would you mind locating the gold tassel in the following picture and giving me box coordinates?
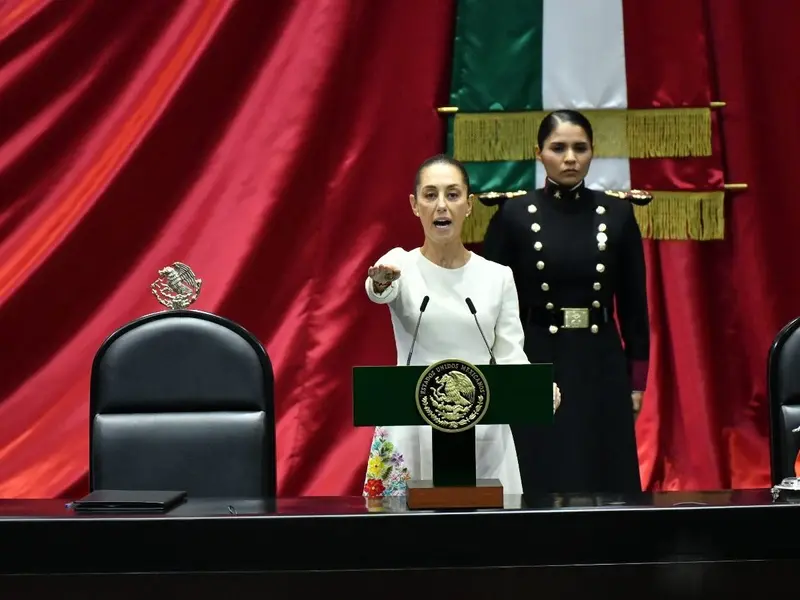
[627,109,712,158]
[633,191,725,240]
[461,200,498,244]
[459,190,725,243]
[453,108,711,162]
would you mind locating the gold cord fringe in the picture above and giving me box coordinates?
[633,191,725,240]
[461,190,725,243]
[453,108,712,161]
[462,201,498,245]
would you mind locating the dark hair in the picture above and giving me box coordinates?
[537,110,594,149]
[413,154,471,195]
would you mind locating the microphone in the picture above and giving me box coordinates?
[406,296,430,366]
[465,297,496,365]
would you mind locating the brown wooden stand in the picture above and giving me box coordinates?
[406,479,504,510]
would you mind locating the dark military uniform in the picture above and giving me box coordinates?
[483,179,650,494]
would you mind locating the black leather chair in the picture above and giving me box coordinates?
[768,316,800,484]
[89,310,276,498]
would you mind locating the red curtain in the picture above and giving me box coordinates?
[697,0,800,487]
[0,0,455,498]
[620,0,724,489]
[632,0,800,490]
[1,0,798,499]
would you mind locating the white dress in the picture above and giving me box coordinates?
[362,247,529,497]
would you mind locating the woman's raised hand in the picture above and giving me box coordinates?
[368,264,401,285]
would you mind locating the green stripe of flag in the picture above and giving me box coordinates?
[446,0,543,199]
[448,0,544,111]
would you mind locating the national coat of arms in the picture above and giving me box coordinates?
[415,359,490,433]
[150,262,202,310]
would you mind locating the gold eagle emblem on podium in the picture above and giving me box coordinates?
[415,359,490,433]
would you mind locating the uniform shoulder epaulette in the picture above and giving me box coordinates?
[477,189,528,207]
[604,189,653,206]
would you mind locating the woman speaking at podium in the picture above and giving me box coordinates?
[362,155,560,498]
[483,110,650,495]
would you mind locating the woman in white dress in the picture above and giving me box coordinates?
[362,154,561,497]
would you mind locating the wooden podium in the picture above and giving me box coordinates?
[353,360,553,509]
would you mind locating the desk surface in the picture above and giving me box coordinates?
[0,489,797,575]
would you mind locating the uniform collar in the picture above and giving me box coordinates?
[544,178,586,201]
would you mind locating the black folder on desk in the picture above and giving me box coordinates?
[70,490,187,514]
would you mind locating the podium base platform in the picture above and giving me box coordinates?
[406,479,503,510]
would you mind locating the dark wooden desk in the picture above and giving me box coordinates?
[0,489,797,598]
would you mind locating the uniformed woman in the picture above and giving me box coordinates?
[483,109,650,494]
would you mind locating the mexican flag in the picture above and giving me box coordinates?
[446,0,726,243]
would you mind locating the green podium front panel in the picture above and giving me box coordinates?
[352,363,554,427]
[353,363,553,487]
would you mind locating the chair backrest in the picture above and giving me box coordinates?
[90,310,276,498]
[767,316,800,483]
